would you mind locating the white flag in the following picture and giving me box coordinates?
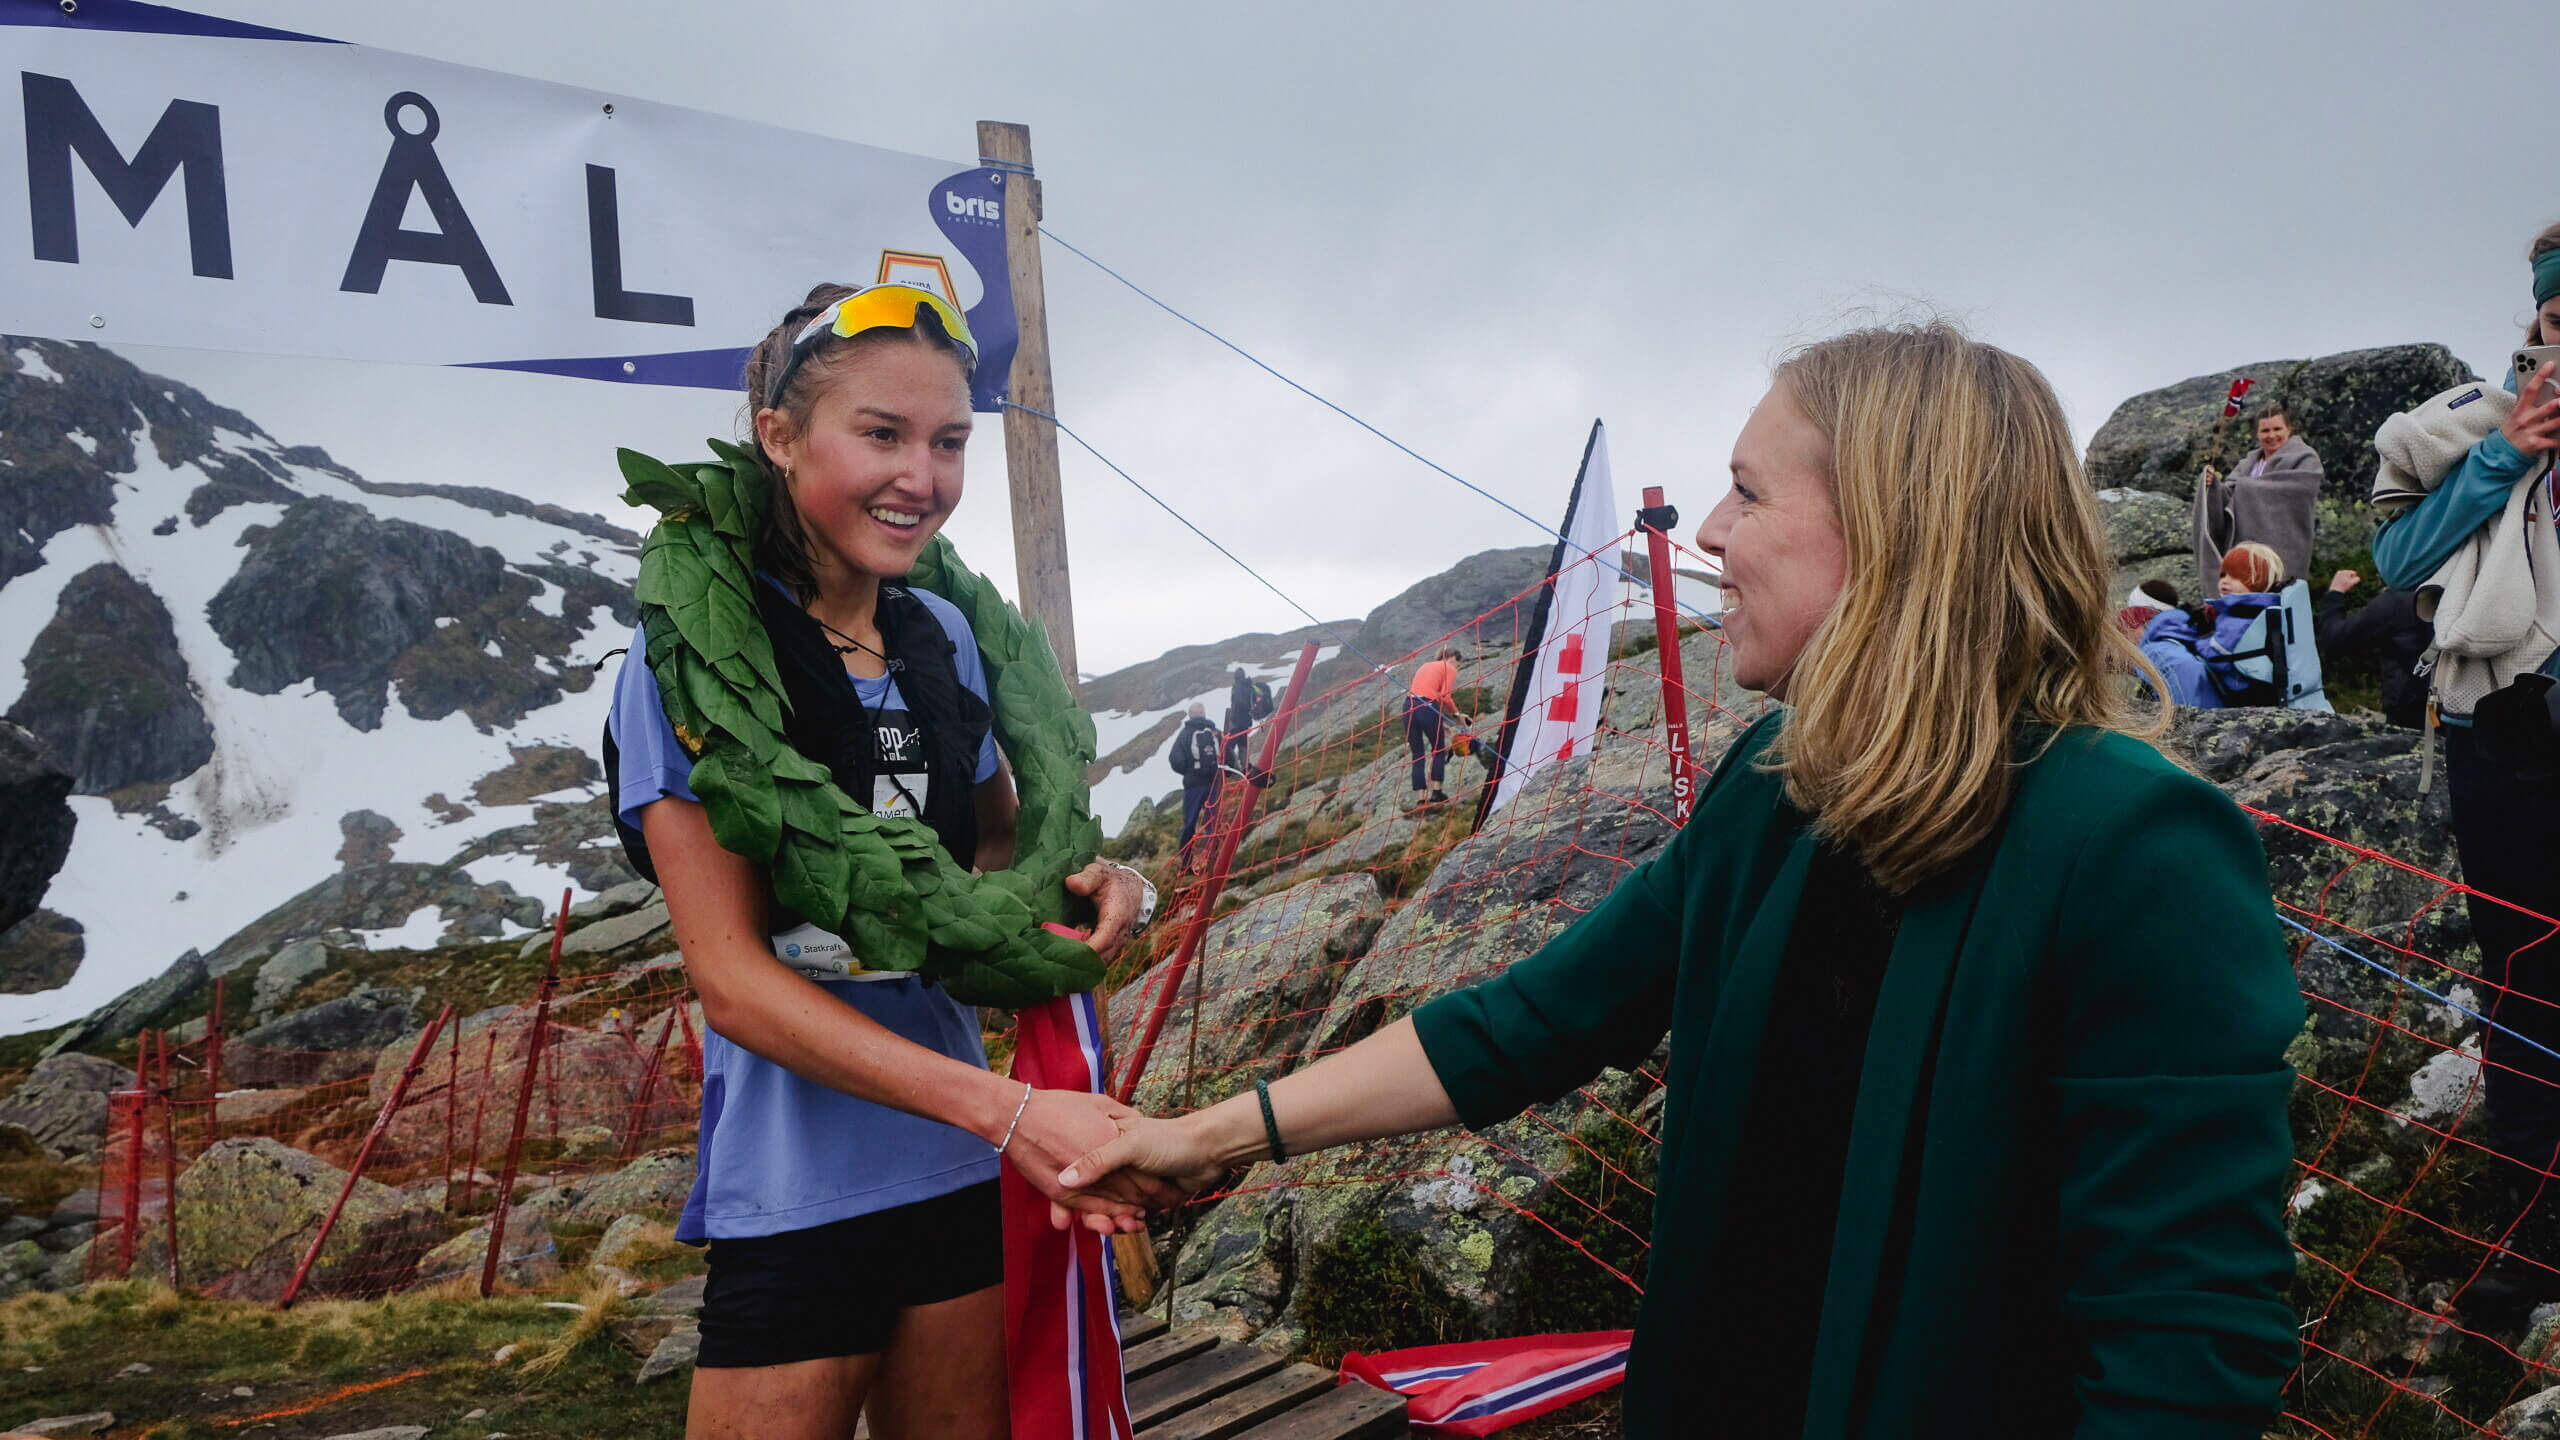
[1487,421,1619,815]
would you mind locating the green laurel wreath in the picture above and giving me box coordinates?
[617,439,1106,1008]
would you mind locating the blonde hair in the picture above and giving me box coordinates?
[1762,322,2166,892]
[2228,540,2287,589]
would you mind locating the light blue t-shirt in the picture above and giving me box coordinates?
[608,581,1002,1241]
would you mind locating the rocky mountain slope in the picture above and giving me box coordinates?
[0,338,642,1033]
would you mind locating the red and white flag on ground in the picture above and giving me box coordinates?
[1340,1330,1634,1435]
[1003,988,1134,1440]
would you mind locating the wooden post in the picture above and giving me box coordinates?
[442,1016,461,1212]
[975,120,1078,688]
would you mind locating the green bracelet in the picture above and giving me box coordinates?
[1254,1077,1288,1163]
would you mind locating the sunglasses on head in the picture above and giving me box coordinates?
[762,284,978,411]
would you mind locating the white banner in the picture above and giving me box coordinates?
[1488,420,1619,815]
[0,1,1017,406]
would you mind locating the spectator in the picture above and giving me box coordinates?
[2196,405,2323,590]
[1406,646,1470,805]
[2369,219,2560,1330]
[2118,578,2179,634]
[1168,702,1222,853]
[2217,539,2286,597]
[1222,668,1254,772]
[2313,569,2429,730]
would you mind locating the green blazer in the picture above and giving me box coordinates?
[1413,714,2303,1439]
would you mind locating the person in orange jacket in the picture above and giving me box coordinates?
[1406,647,1472,805]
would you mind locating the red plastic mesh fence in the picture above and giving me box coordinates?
[39,516,2560,1432]
[77,956,705,1303]
[1102,528,2560,1436]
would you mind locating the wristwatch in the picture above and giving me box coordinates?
[1103,860,1159,934]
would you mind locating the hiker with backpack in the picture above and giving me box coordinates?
[1168,702,1223,852]
[1220,668,1276,778]
[2367,220,2560,1332]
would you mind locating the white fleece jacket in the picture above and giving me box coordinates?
[2370,380,2560,716]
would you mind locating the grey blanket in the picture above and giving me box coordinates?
[2194,435,2322,588]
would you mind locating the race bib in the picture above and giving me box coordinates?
[770,919,900,982]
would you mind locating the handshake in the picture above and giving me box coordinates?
[1002,1086,1240,1235]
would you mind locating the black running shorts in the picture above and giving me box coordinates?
[695,1178,1003,1368]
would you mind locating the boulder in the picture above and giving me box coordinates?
[561,1148,695,1224]
[334,810,402,869]
[0,911,81,997]
[1109,873,1387,1112]
[2496,1385,2560,1439]
[0,705,72,932]
[367,1010,648,1161]
[248,937,332,1019]
[590,1213,659,1269]
[413,1206,558,1289]
[1,1414,115,1438]
[521,899,670,961]
[225,989,419,1088]
[211,1088,309,1127]
[571,880,658,922]
[42,949,204,1058]
[635,1321,701,1383]
[0,1053,134,1157]
[2083,343,2476,504]
[147,1137,442,1301]
[2094,488,2193,600]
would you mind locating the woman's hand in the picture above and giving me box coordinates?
[1064,861,1150,961]
[2503,365,2560,457]
[1000,1087,1184,1231]
[1047,1111,1233,1234]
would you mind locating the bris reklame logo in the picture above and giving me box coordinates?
[945,193,1000,223]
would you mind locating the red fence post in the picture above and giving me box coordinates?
[482,892,569,1297]
[1639,486,1697,823]
[204,976,224,1147]
[462,1028,497,1211]
[441,1017,461,1213]
[675,994,705,1080]
[1115,641,1320,1104]
[154,1031,180,1289]
[277,1005,453,1309]
[620,1010,674,1163]
[113,1085,144,1279]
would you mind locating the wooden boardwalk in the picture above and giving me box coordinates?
[1119,1311,1408,1439]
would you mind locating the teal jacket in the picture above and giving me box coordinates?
[1413,715,2304,1438]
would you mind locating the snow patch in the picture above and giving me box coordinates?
[11,348,63,384]
[64,430,96,455]
[357,905,447,952]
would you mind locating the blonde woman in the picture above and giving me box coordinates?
[1055,324,2305,1437]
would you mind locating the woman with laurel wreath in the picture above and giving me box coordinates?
[1056,323,2305,1437]
[605,283,1155,1440]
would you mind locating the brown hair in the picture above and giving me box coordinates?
[1761,322,2165,892]
[2527,223,2560,345]
[740,283,976,601]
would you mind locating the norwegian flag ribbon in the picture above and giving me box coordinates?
[1339,1330,1634,1435]
[2222,376,2257,418]
[1002,985,1134,1440]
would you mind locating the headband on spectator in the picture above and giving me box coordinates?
[2535,249,2560,306]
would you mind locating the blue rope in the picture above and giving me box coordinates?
[2276,912,2560,1068]
[1034,226,1723,630]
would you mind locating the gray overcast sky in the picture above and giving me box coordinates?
[105,0,2560,674]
